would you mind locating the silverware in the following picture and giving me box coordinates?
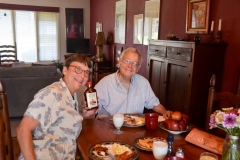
[107,151,117,160]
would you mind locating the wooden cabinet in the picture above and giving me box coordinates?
[147,40,227,129]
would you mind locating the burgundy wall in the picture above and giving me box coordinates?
[90,0,240,94]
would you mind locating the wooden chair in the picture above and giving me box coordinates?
[205,74,240,137]
[93,46,120,85]
[0,78,14,160]
[0,43,18,66]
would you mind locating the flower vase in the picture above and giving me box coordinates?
[222,135,240,160]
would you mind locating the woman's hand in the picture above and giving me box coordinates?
[81,95,99,117]
[82,106,99,117]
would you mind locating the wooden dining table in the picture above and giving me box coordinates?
[77,117,222,160]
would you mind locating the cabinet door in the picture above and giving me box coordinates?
[147,56,166,106]
[165,59,191,114]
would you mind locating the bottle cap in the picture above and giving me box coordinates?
[87,82,92,85]
[167,134,174,142]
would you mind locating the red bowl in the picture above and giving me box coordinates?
[164,156,186,160]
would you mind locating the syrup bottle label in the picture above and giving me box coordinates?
[86,92,98,109]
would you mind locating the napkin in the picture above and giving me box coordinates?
[158,116,165,122]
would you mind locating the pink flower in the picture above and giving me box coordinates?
[222,113,237,129]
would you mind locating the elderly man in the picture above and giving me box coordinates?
[16,54,97,160]
[95,47,171,118]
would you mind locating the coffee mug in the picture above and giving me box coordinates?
[145,113,159,131]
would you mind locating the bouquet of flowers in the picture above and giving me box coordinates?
[209,107,240,136]
[209,107,240,160]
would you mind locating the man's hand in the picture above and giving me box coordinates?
[163,110,172,119]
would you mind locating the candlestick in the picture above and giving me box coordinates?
[210,21,214,32]
[218,19,222,31]
[208,31,214,43]
[214,31,222,43]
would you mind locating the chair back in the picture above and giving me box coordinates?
[0,79,13,160]
[205,74,240,131]
[0,43,18,66]
[93,46,120,85]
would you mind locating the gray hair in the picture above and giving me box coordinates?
[120,47,142,65]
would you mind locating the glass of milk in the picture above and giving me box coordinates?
[200,152,218,160]
[113,114,124,134]
[152,140,168,160]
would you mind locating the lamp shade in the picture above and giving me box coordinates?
[95,32,106,46]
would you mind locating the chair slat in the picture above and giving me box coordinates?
[0,43,18,66]
[0,79,14,160]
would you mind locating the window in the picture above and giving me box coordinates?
[0,9,59,63]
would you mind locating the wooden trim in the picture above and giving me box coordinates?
[0,3,59,12]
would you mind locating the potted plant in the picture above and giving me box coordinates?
[99,53,105,62]
[55,60,64,72]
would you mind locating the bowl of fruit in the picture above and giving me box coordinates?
[159,111,192,134]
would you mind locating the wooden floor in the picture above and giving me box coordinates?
[12,137,81,160]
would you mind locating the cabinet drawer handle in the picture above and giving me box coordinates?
[177,52,181,55]
[155,49,159,52]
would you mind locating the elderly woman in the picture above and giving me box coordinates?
[16,54,97,160]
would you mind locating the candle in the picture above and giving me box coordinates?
[210,21,214,32]
[218,19,222,31]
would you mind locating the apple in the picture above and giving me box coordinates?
[181,114,190,124]
[171,111,182,121]
[163,119,179,131]
[178,120,187,131]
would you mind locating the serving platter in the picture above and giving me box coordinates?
[159,122,193,135]
[134,136,166,151]
[88,141,139,160]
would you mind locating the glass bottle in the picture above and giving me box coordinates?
[84,82,98,109]
[222,134,240,160]
[166,134,174,156]
[175,147,184,158]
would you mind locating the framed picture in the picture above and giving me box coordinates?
[133,14,143,44]
[65,8,84,39]
[143,0,160,45]
[186,0,210,34]
[114,0,126,44]
[96,22,102,33]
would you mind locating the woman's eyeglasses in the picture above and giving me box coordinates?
[69,65,90,77]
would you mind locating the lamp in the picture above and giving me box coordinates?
[95,32,106,57]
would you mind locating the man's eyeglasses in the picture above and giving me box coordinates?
[123,59,139,67]
[69,65,90,77]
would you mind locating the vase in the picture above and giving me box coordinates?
[222,134,240,160]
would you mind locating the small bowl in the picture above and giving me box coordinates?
[164,156,186,160]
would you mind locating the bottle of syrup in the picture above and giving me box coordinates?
[84,82,98,109]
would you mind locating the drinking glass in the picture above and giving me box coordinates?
[113,114,124,134]
[199,152,218,160]
[152,139,168,160]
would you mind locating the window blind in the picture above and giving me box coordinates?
[38,12,58,61]
[0,10,14,45]
[0,8,59,63]
[15,10,37,62]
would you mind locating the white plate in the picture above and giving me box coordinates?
[88,141,139,160]
[134,136,166,151]
[159,122,192,135]
[123,114,145,127]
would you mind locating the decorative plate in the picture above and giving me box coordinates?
[134,136,166,151]
[88,141,139,160]
[123,114,145,127]
[159,122,193,135]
